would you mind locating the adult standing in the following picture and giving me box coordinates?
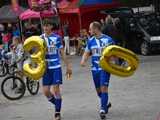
[102,15,118,42]
[114,17,126,48]
[63,22,70,55]
[100,18,106,31]
[2,24,12,51]
[77,29,90,55]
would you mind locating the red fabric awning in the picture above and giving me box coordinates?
[20,9,56,20]
[20,9,40,20]
[58,0,80,14]
[58,0,121,37]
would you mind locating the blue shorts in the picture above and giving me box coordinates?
[42,68,62,86]
[92,70,110,88]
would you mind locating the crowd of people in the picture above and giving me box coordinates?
[0,21,41,93]
[0,23,20,51]
[0,14,125,59]
[101,15,126,48]
[61,15,126,56]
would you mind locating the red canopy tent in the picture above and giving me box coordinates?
[58,0,121,36]
[20,9,55,20]
[20,9,40,20]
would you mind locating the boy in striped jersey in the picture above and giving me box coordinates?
[41,19,72,120]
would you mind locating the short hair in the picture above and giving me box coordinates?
[90,21,102,31]
[43,19,54,26]
[43,19,58,30]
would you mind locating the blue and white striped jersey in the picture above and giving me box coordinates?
[41,33,63,69]
[85,34,114,71]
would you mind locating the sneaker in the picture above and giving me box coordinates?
[54,112,61,120]
[106,102,112,114]
[100,110,106,120]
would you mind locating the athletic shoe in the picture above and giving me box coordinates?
[100,110,106,120]
[106,102,112,114]
[54,112,61,120]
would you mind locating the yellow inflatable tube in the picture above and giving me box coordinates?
[99,45,139,77]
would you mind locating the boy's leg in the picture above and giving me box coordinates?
[51,68,63,120]
[43,86,55,105]
[100,70,111,113]
[100,86,109,112]
[51,85,62,113]
[42,70,55,105]
[98,71,111,119]
[92,70,101,98]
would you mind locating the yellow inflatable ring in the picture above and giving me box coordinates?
[23,36,46,80]
[99,45,139,77]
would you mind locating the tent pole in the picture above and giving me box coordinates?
[78,13,82,30]
[40,15,43,34]
[19,20,23,41]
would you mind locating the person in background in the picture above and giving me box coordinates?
[2,24,12,51]
[23,21,40,39]
[114,17,126,48]
[31,21,41,35]
[102,15,119,45]
[8,36,24,93]
[63,21,70,55]
[103,15,116,38]
[100,18,106,30]
[77,29,90,55]
[12,24,20,37]
[81,21,114,119]
[23,21,33,38]
[10,36,24,74]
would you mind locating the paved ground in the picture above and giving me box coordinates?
[0,55,160,120]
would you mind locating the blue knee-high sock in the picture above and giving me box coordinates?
[101,93,108,112]
[47,96,55,105]
[55,98,62,113]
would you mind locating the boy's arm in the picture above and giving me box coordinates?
[60,48,72,75]
[80,51,90,67]
[80,38,91,67]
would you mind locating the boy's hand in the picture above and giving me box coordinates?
[80,61,86,67]
[80,52,90,67]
